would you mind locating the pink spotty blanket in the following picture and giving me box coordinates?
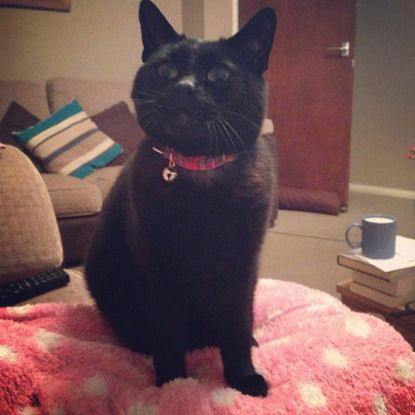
[0,279,414,414]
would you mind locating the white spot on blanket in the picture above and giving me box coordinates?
[268,308,284,320]
[18,407,39,415]
[345,317,371,338]
[8,305,32,315]
[0,345,17,363]
[374,395,388,415]
[211,388,237,407]
[35,329,60,351]
[169,377,198,386]
[299,383,327,408]
[253,326,265,340]
[259,279,277,287]
[83,375,107,397]
[323,348,349,368]
[49,407,65,415]
[306,304,330,314]
[396,357,415,382]
[127,402,158,415]
[266,336,292,348]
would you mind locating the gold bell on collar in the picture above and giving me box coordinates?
[162,160,178,182]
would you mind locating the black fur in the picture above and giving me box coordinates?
[85,0,276,398]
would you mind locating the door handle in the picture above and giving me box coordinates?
[326,41,350,57]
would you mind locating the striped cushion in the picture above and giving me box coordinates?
[13,99,123,178]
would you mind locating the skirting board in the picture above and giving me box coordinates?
[350,183,415,200]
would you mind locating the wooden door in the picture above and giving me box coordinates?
[240,0,356,213]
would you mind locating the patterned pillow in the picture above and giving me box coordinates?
[13,99,123,178]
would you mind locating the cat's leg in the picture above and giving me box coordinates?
[142,291,188,386]
[221,336,268,397]
[219,288,268,397]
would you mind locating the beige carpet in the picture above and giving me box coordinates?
[259,191,415,298]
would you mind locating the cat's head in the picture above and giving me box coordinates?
[132,0,276,157]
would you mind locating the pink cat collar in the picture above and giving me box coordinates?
[152,146,237,171]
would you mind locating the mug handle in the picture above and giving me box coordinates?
[345,223,362,249]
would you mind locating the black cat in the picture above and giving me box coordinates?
[85,0,276,398]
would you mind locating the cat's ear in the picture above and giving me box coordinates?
[225,8,276,75]
[139,0,183,62]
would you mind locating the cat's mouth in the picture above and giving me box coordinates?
[175,108,191,124]
[170,106,213,129]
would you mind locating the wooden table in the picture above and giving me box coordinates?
[337,279,415,348]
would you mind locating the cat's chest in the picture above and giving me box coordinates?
[129,139,272,222]
[144,173,238,219]
[132,164,246,226]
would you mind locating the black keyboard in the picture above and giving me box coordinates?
[0,268,70,306]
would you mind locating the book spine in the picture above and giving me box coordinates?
[349,281,415,308]
[352,271,415,296]
[337,255,414,282]
[349,282,401,307]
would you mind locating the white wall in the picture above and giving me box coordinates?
[182,0,204,39]
[350,0,415,196]
[203,0,236,40]
[0,0,181,83]
[182,0,236,40]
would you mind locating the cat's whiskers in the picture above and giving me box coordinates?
[213,121,220,155]
[131,89,159,98]
[206,121,216,154]
[221,108,262,130]
[212,118,229,155]
[135,100,157,106]
[218,116,250,157]
[132,89,161,106]
[216,118,238,154]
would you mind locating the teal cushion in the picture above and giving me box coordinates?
[13,99,122,178]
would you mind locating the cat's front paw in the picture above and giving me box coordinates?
[226,373,269,397]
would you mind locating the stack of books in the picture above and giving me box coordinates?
[338,253,415,308]
[337,236,415,308]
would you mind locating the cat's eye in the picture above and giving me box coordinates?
[207,66,230,82]
[158,63,178,79]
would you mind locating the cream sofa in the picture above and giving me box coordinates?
[0,78,144,265]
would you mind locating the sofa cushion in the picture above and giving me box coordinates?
[0,146,62,284]
[84,165,123,200]
[13,99,123,178]
[0,80,50,121]
[47,77,135,116]
[91,101,144,166]
[0,101,46,172]
[58,215,100,266]
[42,174,102,218]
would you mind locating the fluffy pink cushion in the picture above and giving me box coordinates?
[0,279,414,414]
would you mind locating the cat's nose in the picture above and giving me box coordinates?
[176,76,197,100]
[178,76,196,88]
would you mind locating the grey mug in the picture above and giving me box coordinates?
[345,214,397,259]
